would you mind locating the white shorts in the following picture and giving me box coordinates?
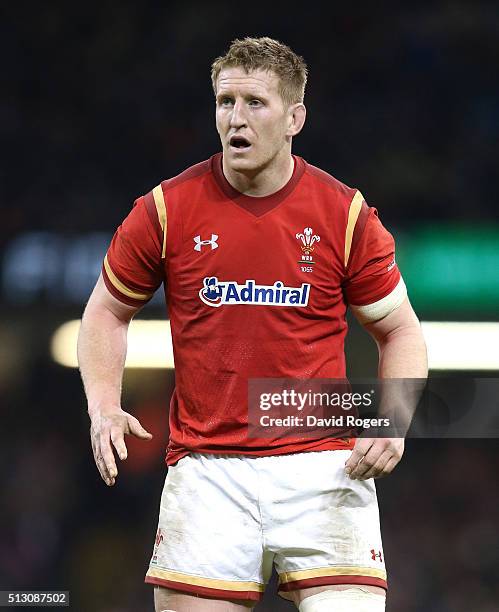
[145,451,386,603]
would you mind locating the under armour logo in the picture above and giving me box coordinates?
[194,234,218,251]
[371,549,383,562]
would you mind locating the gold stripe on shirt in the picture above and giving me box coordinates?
[103,255,152,301]
[152,184,167,259]
[344,190,364,267]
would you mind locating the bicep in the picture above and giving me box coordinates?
[361,297,421,344]
[85,274,142,323]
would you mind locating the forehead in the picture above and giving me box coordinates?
[216,67,280,96]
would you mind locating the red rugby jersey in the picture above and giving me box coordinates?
[103,153,401,465]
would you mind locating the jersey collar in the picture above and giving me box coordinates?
[211,152,305,217]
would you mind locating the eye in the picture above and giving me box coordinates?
[249,99,262,107]
[219,97,233,106]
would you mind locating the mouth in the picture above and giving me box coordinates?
[229,135,252,152]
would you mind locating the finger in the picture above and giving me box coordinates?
[345,438,374,474]
[127,415,153,440]
[100,431,118,479]
[375,456,400,479]
[350,444,388,480]
[90,423,116,486]
[110,426,128,461]
[90,431,111,483]
[359,449,393,480]
[95,453,114,486]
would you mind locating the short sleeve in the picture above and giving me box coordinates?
[343,206,405,321]
[102,194,164,307]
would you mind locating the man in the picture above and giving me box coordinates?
[78,37,427,612]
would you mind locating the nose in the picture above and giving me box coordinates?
[229,100,247,129]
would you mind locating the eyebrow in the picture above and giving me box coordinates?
[216,91,268,101]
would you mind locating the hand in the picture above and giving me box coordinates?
[89,407,153,486]
[345,437,404,480]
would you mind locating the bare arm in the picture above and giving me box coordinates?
[345,297,428,479]
[78,274,152,486]
[365,297,428,379]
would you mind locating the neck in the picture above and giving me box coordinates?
[222,148,294,197]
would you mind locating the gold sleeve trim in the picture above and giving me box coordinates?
[152,184,167,259]
[103,255,152,301]
[146,567,265,592]
[344,190,364,267]
[279,565,387,584]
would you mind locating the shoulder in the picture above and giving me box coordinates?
[160,156,214,193]
[301,160,368,238]
[140,155,216,231]
[302,161,358,205]
[300,160,373,267]
[142,156,215,206]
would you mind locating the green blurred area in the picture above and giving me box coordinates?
[396,225,499,317]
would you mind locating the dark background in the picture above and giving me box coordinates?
[1,2,498,611]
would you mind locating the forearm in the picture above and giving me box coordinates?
[362,298,428,439]
[377,325,428,378]
[375,325,427,435]
[77,305,129,414]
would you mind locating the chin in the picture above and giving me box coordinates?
[225,154,260,173]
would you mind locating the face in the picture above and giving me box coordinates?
[215,67,303,174]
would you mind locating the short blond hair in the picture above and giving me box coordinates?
[211,37,308,106]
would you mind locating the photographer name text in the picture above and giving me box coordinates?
[259,415,390,429]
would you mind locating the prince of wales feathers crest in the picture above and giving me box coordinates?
[296,227,320,266]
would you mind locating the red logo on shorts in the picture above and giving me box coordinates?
[152,528,164,563]
[371,549,383,562]
[155,528,164,548]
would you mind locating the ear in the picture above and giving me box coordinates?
[286,103,306,137]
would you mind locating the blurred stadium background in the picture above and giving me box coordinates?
[1,2,498,611]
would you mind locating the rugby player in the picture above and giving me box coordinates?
[78,37,428,612]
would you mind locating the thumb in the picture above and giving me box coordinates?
[127,415,153,440]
